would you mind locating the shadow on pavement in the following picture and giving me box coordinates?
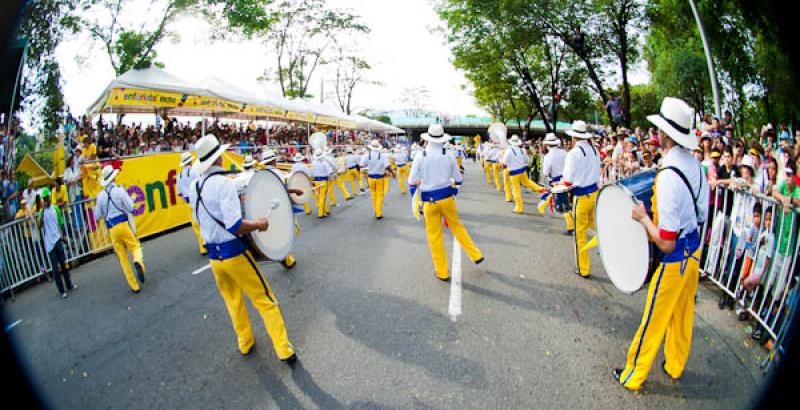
[320,286,488,388]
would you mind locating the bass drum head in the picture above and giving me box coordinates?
[243,170,295,261]
[287,171,313,205]
[595,184,650,294]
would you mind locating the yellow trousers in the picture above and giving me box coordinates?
[383,175,389,195]
[368,177,386,218]
[347,168,360,192]
[397,165,409,193]
[209,251,294,359]
[109,223,145,292]
[573,191,597,276]
[190,217,207,254]
[423,196,483,280]
[327,180,338,206]
[335,174,351,200]
[620,249,700,390]
[564,213,575,231]
[457,157,463,169]
[503,168,512,201]
[485,161,494,185]
[492,163,502,191]
[510,172,544,213]
[314,181,329,217]
[303,201,311,215]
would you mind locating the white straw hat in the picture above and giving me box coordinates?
[647,97,698,150]
[421,124,451,143]
[292,153,306,162]
[260,149,277,165]
[543,133,560,146]
[243,155,256,169]
[566,121,592,139]
[193,134,230,175]
[508,135,523,146]
[369,140,382,150]
[180,152,194,167]
[100,165,120,187]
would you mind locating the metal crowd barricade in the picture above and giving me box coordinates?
[698,184,799,346]
[0,198,113,295]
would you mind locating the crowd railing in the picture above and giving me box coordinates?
[0,198,112,295]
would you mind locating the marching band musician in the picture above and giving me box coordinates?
[324,147,352,205]
[481,141,494,185]
[362,140,392,219]
[560,120,601,278]
[233,155,257,194]
[382,148,392,196]
[613,97,709,391]
[499,142,513,203]
[542,134,575,234]
[393,145,410,194]
[487,142,502,190]
[408,124,484,282]
[94,165,147,293]
[291,153,313,215]
[312,150,334,218]
[504,135,547,214]
[188,134,296,363]
[455,141,466,171]
[177,152,207,255]
[345,147,365,194]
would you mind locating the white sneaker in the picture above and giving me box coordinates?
[61,293,68,299]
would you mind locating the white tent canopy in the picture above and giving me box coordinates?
[87,67,402,133]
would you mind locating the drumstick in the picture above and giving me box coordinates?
[263,199,280,220]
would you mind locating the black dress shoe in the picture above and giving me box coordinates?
[475,257,484,265]
[564,229,574,236]
[612,368,623,383]
[132,288,141,294]
[575,269,588,279]
[241,344,255,356]
[376,216,383,220]
[282,353,298,365]
[134,262,146,283]
[437,276,450,282]
[661,360,678,381]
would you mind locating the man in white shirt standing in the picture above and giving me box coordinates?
[188,134,296,363]
[95,165,147,293]
[504,135,547,214]
[311,150,335,218]
[560,121,601,278]
[541,134,574,233]
[290,153,313,215]
[39,187,76,298]
[345,148,364,194]
[361,140,392,219]
[177,152,206,255]
[408,124,483,282]
[614,97,709,392]
[393,145,410,194]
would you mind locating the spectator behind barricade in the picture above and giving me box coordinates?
[22,179,37,212]
[745,204,775,343]
[37,187,76,298]
[53,177,69,208]
[623,151,640,176]
[82,134,97,160]
[641,151,656,171]
[2,170,20,222]
[768,165,799,305]
[15,198,31,220]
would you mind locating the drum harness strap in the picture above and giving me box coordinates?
[658,165,705,273]
[104,185,128,227]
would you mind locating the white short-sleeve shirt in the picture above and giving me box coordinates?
[656,147,710,240]
[188,166,242,245]
[562,140,601,188]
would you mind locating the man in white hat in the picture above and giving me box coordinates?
[381,147,392,196]
[233,155,257,195]
[393,145,410,194]
[481,141,494,185]
[311,150,335,218]
[94,165,147,293]
[177,152,206,255]
[188,134,296,363]
[290,153,313,215]
[613,97,709,391]
[344,147,364,194]
[408,124,484,281]
[503,134,547,213]
[560,120,601,278]
[259,148,278,169]
[361,139,392,219]
[541,133,574,233]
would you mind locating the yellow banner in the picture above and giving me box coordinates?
[287,111,316,122]
[107,88,184,108]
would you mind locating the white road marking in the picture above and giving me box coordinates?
[192,264,211,275]
[4,319,22,332]
[448,238,462,321]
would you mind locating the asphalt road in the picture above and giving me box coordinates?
[4,161,765,409]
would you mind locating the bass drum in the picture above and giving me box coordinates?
[241,170,295,261]
[286,171,313,205]
[595,170,658,294]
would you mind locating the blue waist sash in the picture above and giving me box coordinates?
[551,175,562,182]
[486,160,497,163]
[206,238,246,261]
[509,167,528,176]
[107,214,128,229]
[368,174,384,179]
[348,166,358,170]
[572,184,598,197]
[662,230,701,263]
[421,186,458,202]
[313,176,328,181]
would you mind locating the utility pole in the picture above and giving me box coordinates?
[688,0,721,118]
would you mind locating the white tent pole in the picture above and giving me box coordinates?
[202,113,206,136]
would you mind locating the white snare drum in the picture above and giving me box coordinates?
[241,170,295,261]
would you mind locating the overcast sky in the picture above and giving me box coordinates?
[54,0,648,121]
